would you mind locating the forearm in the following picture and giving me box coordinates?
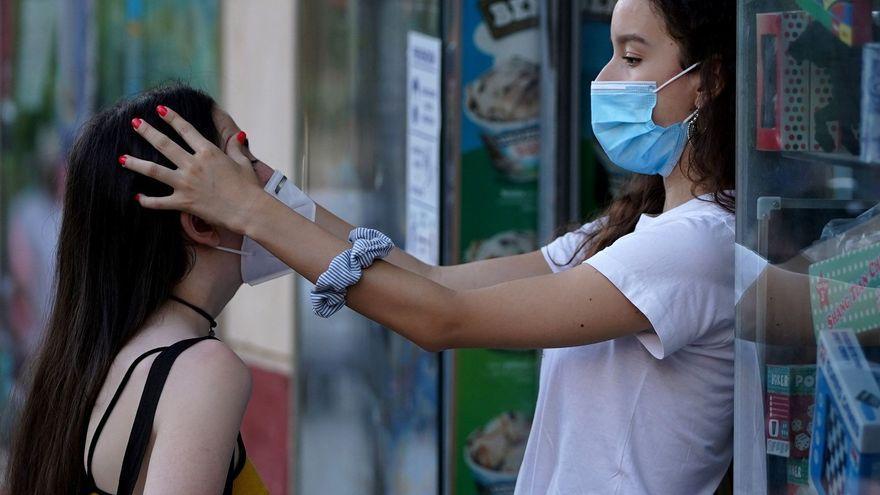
[760,265,816,347]
[314,203,439,282]
[314,204,552,291]
[247,192,455,351]
[242,189,645,352]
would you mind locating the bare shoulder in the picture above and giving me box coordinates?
[174,339,251,394]
[158,339,252,418]
[144,340,253,493]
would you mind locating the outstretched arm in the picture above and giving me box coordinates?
[212,106,553,291]
[246,186,649,350]
[124,107,649,351]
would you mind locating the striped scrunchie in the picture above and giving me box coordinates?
[310,227,395,318]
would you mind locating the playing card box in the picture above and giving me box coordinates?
[810,330,880,494]
[767,365,818,458]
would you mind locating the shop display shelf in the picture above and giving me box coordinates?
[781,151,880,172]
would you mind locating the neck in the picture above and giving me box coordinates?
[167,257,240,334]
[662,143,708,211]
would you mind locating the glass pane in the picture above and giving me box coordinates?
[294,2,441,494]
[735,2,880,493]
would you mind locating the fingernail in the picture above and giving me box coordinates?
[131,118,142,129]
[118,155,127,166]
[156,105,168,117]
[236,131,247,144]
[134,193,142,202]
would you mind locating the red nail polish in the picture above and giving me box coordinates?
[118,155,127,166]
[236,131,247,144]
[156,105,168,117]
[134,194,142,202]
[131,118,142,129]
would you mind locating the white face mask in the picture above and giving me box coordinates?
[215,170,316,285]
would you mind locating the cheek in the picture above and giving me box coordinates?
[652,85,695,127]
[254,162,274,187]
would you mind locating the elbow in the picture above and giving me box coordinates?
[413,319,453,353]
[418,339,446,353]
[415,293,462,353]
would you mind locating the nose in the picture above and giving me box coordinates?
[595,60,614,82]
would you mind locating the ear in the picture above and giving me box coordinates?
[180,212,222,248]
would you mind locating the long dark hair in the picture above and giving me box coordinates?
[5,84,219,494]
[556,0,735,266]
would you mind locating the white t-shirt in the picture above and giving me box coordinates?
[515,194,735,495]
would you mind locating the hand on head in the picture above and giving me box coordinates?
[122,105,263,234]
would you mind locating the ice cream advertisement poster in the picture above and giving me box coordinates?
[451,2,540,495]
[462,0,541,184]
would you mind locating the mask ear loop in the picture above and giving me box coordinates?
[216,245,254,256]
[653,61,701,94]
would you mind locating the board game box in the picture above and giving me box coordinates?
[810,330,880,494]
[794,0,872,47]
[809,242,880,335]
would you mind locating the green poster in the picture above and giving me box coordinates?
[452,2,541,494]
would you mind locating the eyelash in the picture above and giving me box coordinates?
[622,55,642,66]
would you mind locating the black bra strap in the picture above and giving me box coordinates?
[86,347,165,478]
[116,335,218,495]
[220,434,247,495]
[234,433,247,475]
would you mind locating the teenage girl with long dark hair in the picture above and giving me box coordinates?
[5,86,267,494]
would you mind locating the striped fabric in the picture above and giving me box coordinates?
[310,227,395,318]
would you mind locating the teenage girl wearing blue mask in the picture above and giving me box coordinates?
[121,0,735,493]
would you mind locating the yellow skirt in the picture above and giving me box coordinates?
[232,458,270,494]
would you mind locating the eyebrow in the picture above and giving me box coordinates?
[614,34,651,46]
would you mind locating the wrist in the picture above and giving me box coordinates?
[234,184,270,237]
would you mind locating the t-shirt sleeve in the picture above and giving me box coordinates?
[541,219,604,273]
[584,215,735,359]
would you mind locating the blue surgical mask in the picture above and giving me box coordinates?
[590,62,701,177]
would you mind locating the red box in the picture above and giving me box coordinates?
[756,12,812,152]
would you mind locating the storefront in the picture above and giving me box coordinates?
[1,1,879,494]
[735,1,880,494]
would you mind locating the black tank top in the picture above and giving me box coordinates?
[82,336,247,495]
